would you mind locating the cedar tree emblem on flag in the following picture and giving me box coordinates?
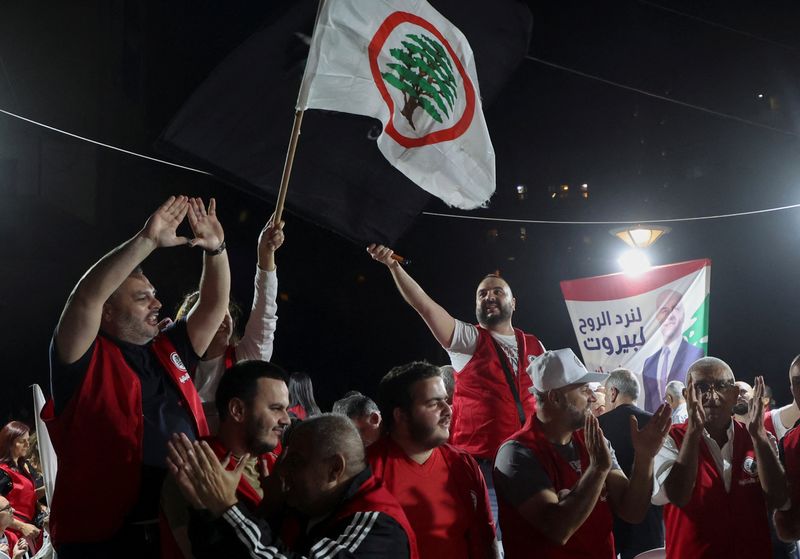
[381,33,458,130]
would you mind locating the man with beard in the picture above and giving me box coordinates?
[367,245,545,523]
[368,362,498,558]
[160,360,291,558]
[494,349,671,559]
[642,290,704,412]
[42,196,230,558]
[653,359,788,558]
[734,381,754,423]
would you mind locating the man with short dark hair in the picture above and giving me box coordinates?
[161,360,291,558]
[370,361,498,558]
[42,196,230,558]
[653,358,787,558]
[367,246,545,522]
[333,392,382,447]
[169,414,418,558]
[599,369,664,559]
[494,349,671,559]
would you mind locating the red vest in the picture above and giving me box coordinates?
[0,463,36,523]
[41,334,209,546]
[664,422,771,559]
[783,425,800,500]
[498,417,615,559]
[451,326,544,459]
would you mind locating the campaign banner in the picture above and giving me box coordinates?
[560,259,710,412]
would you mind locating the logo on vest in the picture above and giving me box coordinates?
[742,456,759,479]
[178,373,191,384]
[170,352,187,372]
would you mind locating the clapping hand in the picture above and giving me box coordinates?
[745,376,767,441]
[631,403,672,459]
[585,413,612,473]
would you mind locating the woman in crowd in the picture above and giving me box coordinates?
[0,421,45,551]
[288,372,321,419]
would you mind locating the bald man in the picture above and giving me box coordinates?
[169,414,418,558]
[652,358,787,558]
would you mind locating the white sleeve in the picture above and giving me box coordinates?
[235,267,278,362]
[651,434,679,505]
[446,320,479,372]
[194,357,225,403]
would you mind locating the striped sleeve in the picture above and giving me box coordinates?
[219,506,410,559]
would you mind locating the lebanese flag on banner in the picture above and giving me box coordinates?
[560,259,711,412]
[297,0,495,209]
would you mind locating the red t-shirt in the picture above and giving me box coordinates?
[371,439,493,558]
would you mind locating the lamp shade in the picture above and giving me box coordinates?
[610,225,671,249]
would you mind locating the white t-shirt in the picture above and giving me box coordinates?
[447,319,533,373]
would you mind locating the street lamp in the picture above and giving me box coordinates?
[609,225,671,249]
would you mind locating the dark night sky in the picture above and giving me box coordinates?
[2,1,800,423]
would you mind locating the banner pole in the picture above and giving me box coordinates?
[274,109,305,224]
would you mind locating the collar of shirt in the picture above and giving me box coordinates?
[701,420,735,492]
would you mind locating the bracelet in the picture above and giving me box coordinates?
[204,240,226,255]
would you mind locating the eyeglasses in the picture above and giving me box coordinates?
[695,380,737,396]
[0,504,12,514]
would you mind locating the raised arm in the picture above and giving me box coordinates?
[54,196,190,364]
[662,378,705,507]
[606,405,672,522]
[237,217,284,361]
[185,198,231,357]
[746,376,789,510]
[512,415,612,546]
[367,244,456,348]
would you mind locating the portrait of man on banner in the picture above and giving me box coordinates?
[641,290,704,413]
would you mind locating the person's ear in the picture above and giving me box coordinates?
[369,411,381,427]
[393,407,406,428]
[328,454,346,483]
[228,397,246,423]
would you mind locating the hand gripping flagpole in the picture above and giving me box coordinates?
[273,109,304,224]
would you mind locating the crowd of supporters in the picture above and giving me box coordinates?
[6,196,800,558]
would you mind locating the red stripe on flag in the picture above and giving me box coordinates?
[560,259,710,302]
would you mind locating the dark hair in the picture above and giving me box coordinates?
[377,361,441,432]
[0,421,30,470]
[215,360,288,420]
[333,392,379,418]
[288,372,321,417]
[175,291,244,342]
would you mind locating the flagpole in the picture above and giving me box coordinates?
[273,109,305,224]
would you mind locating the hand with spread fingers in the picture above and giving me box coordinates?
[140,195,191,248]
[631,403,672,459]
[745,376,768,440]
[585,413,612,473]
[168,434,246,517]
[685,376,706,440]
[187,197,225,252]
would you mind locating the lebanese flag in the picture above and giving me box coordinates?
[297,0,495,209]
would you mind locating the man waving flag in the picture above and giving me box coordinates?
[298,0,495,209]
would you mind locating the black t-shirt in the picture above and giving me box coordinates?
[49,320,200,467]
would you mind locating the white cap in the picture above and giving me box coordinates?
[528,348,608,392]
